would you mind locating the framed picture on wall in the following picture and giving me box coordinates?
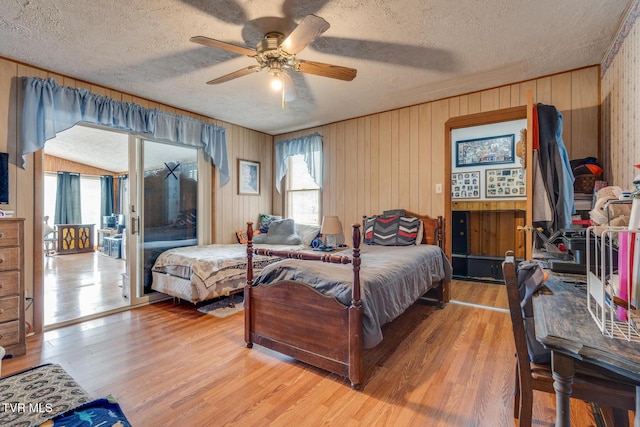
[455,134,515,167]
[485,168,525,198]
[451,171,480,199]
[238,159,260,195]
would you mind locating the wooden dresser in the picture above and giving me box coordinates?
[0,218,25,357]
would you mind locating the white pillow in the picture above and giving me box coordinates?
[295,223,321,247]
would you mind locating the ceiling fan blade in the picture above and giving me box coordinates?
[190,36,257,57]
[207,65,262,85]
[296,60,357,81]
[280,14,330,55]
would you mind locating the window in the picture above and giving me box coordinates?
[44,172,102,243]
[286,154,321,225]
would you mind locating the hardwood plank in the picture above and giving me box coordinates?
[398,107,411,209]
[480,87,500,112]
[418,103,432,214]
[378,112,392,211]
[369,116,380,215]
[391,110,400,209]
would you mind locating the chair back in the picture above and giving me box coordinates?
[502,251,535,392]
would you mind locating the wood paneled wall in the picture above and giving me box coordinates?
[217,124,273,243]
[44,154,118,176]
[601,8,640,191]
[275,66,600,245]
[467,211,527,258]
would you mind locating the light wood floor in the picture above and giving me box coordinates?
[44,251,128,326]
[4,286,602,426]
[450,279,509,310]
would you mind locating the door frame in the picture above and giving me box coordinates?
[444,105,529,268]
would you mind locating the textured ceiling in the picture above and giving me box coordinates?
[21,0,631,343]
[0,0,632,139]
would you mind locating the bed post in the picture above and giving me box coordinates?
[245,222,253,348]
[436,215,449,303]
[349,224,363,389]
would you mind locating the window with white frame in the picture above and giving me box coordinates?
[286,154,321,225]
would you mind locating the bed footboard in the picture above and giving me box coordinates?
[244,222,364,389]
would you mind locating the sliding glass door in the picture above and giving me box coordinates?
[128,138,199,301]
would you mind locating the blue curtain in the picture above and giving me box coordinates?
[100,175,114,219]
[274,132,323,193]
[115,175,128,215]
[54,172,81,224]
[21,77,230,186]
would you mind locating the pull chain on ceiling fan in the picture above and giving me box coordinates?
[190,14,357,104]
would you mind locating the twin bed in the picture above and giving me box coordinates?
[151,242,305,303]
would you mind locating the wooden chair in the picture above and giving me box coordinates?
[502,251,636,427]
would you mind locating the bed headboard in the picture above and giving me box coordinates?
[362,210,444,249]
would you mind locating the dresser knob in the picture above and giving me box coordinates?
[0,259,4,264]
[0,309,4,315]
[0,233,4,239]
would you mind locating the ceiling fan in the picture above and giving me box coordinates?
[190,14,357,102]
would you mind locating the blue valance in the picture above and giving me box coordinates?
[275,132,323,193]
[21,77,230,186]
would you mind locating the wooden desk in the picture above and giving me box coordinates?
[533,274,640,426]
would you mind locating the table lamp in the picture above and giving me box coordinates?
[321,216,343,249]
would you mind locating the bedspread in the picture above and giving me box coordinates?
[252,244,452,348]
[152,243,305,301]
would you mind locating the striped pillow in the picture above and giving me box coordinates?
[363,215,421,246]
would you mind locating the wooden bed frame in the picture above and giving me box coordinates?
[244,212,447,389]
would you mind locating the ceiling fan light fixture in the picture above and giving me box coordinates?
[271,75,283,91]
[268,66,284,91]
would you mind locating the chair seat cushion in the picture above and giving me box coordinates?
[524,317,551,364]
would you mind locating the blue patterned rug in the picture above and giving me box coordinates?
[43,395,132,427]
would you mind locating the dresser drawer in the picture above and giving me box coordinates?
[0,271,18,297]
[0,319,20,346]
[0,221,20,247]
[0,247,19,271]
[0,295,19,322]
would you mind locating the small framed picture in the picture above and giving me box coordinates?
[485,168,525,198]
[238,159,260,196]
[451,171,480,199]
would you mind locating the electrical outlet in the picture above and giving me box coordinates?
[435,183,443,194]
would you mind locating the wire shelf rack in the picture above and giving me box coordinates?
[586,226,640,343]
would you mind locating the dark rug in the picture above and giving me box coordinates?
[197,293,244,318]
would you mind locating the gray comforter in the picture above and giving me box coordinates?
[252,244,452,349]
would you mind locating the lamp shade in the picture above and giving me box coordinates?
[321,216,343,236]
